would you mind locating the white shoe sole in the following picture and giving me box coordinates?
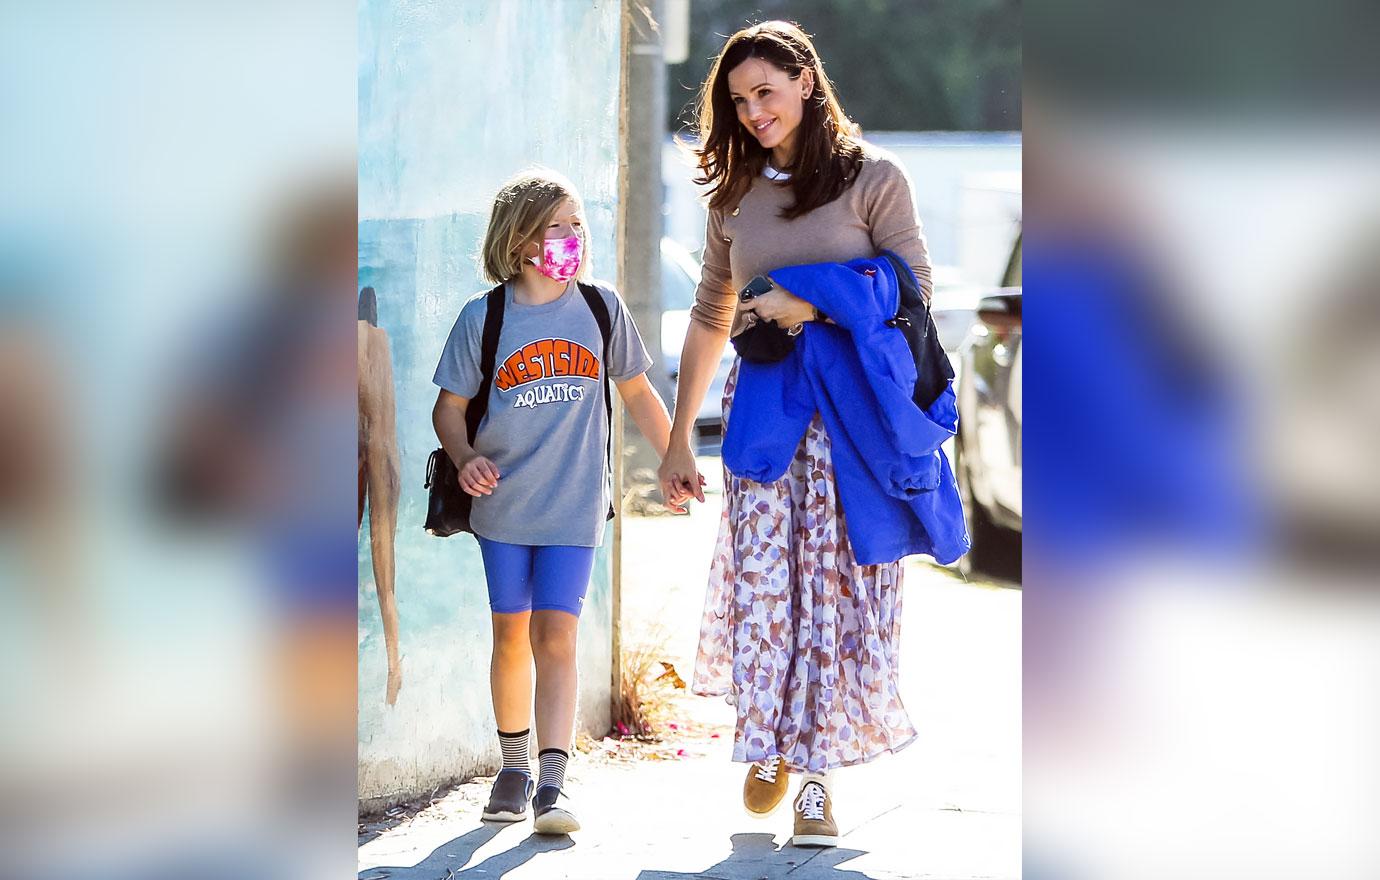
[533,807,580,835]
[791,834,839,847]
[481,809,527,822]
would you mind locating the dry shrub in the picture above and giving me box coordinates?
[610,624,686,740]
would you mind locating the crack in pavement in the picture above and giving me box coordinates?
[839,802,904,839]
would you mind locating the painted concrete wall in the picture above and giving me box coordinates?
[357,0,622,809]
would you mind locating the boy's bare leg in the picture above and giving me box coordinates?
[529,609,579,754]
[491,611,534,732]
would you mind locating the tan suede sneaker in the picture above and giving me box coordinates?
[790,780,839,847]
[742,755,790,817]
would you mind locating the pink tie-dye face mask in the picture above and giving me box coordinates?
[529,234,583,283]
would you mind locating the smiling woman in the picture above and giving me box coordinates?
[693,21,865,221]
[658,19,951,851]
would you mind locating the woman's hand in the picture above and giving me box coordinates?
[740,284,816,329]
[457,453,500,497]
[658,439,705,513]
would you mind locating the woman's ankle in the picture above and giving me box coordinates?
[800,770,835,793]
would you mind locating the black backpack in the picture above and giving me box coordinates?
[879,251,955,412]
[423,282,616,537]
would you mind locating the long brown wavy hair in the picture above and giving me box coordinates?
[692,21,864,220]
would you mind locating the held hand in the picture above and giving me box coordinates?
[658,441,706,513]
[740,285,815,329]
[457,453,500,497]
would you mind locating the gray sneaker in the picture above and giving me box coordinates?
[531,784,580,834]
[482,769,534,822]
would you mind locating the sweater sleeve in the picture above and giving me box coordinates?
[865,156,934,303]
[688,207,737,332]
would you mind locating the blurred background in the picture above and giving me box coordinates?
[1,2,357,878]
[1024,2,1380,878]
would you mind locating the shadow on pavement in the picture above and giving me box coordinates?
[358,780,468,847]
[359,824,574,879]
[635,832,876,880]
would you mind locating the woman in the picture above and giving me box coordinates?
[658,21,934,848]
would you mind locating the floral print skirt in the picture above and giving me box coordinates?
[692,362,917,772]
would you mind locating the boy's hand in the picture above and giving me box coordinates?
[457,454,500,497]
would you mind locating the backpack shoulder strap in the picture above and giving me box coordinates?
[578,282,614,406]
[578,282,617,518]
[577,281,613,350]
[479,283,507,373]
[577,281,614,413]
[465,283,507,442]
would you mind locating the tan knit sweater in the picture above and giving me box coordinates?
[689,143,932,334]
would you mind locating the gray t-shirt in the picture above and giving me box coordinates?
[432,280,652,546]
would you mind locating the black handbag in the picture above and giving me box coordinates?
[424,282,616,537]
[877,251,954,411]
[423,448,471,537]
[423,285,505,537]
[731,275,800,364]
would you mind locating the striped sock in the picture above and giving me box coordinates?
[537,748,569,791]
[497,728,531,775]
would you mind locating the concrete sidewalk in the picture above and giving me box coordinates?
[359,461,1021,879]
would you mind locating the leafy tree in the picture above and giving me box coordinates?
[667,0,1021,133]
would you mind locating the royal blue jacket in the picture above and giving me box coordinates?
[722,254,970,566]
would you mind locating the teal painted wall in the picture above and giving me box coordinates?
[357,0,622,807]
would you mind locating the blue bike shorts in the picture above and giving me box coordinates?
[476,537,596,618]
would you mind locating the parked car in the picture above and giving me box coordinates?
[660,237,736,449]
[956,234,1022,578]
[930,264,987,355]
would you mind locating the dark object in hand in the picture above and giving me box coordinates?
[731,275,797,364]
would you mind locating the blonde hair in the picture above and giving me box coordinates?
[479,169,589,284]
